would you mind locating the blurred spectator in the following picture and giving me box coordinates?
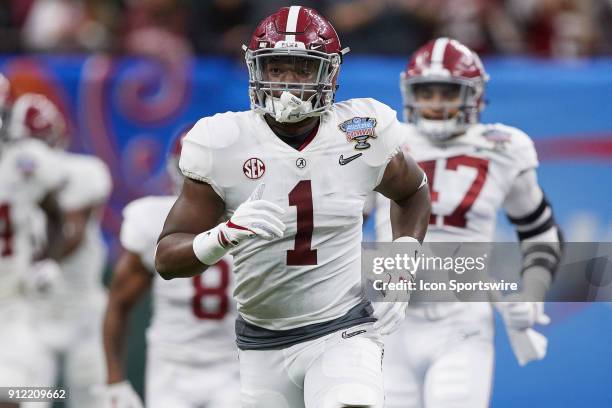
[123,0,192,59]
[249,0,327,25]
[0,0,35,53]
[188,0,253,57]
[21,0,121,53]
[324,0,436,55]
[505,0,598,57]
[0,0,608,57]
[594,0,612,54]
[433,0,522,54]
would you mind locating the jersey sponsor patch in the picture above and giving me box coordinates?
[339,117,377,150]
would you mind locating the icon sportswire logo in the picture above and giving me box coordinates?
[339,153,362,165]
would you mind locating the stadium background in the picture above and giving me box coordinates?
[1,0,612,406]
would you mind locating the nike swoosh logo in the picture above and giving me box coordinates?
[341,329,366,339]
[339,153,362,165]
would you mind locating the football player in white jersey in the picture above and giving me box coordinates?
[10,93,112,408]
[0,79,66,408]
[155,6,431,408]
[103,129,240,408]
[375,38,563,408]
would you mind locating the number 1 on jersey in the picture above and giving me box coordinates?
[287,180,317,266]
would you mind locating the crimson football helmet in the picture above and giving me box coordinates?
[9,93,68,148]
[244,6,349,123]
[401,38,489,141]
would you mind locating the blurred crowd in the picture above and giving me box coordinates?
[0,0,611,58]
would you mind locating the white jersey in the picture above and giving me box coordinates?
[180,98,405,330]
[54,152,112,312]
[0,138,65,302]
[376,123,535,408]
[376,122,538,242]
[120,196,237,364]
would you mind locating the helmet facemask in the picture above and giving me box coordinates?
[245,47,341,123]
[401,75,484,142]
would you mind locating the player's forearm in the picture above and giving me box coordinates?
[103,305,131,383]
[57,208,91,259]
[520,266,553,302]
[390,185,431,243]
[39,193,66,260]
[518,226,563,302]
[45,215,66,260]
[155,233,209,280]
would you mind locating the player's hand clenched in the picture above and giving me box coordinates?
[23,259,64,297]
[102,381,143,408]
[220,183,286,245]
[372,302,409,335]
[498,293,550,330]
[192,183,286,266]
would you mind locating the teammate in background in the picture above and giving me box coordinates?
[11,93,112,408]
[375,38,563,407]
[155,6,431,408]
[0,79,66,408]
[103,128,239,408]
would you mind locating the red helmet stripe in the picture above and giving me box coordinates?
[285,6,301,42]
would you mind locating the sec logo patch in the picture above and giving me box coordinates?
[243,157,265,179]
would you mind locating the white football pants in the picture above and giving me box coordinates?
[383,303,495,408]
[239,322,385,408]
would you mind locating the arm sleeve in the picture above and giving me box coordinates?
[503,169,563,299]
[503,169,559,242]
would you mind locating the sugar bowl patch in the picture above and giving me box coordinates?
[482,128,511,150]
[339,117,377,150]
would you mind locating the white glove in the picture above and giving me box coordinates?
[23,259,64,297]
[193,183,286,265]
[498,294,550,330]
[372,301,409,335]
[372,236,420,335]
[220,183,286,245]
[103,381,143,408]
